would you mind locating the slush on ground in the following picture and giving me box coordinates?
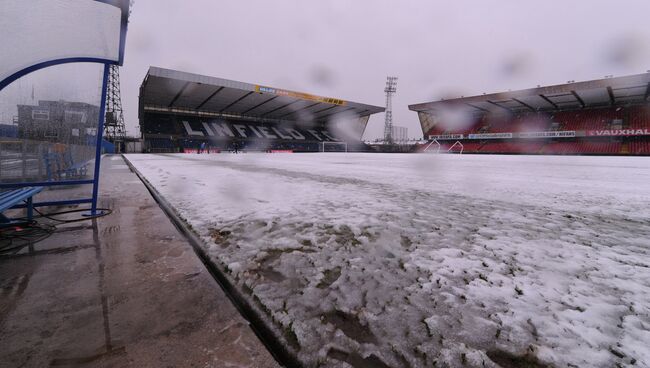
[127,153,650,368]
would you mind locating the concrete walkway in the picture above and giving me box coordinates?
[0,155,280,368]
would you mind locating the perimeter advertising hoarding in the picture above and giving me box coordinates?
[586,129,650,137]
[429,134,464,140]
[518,131,576,138]
[468,133,513,139]
[255,85,347,106]
[465,131,576,139]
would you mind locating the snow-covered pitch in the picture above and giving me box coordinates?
[126,153,650,368]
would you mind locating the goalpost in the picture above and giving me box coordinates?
[320,141,348,152]
[422,139,464,154]
[448,140,464,154]
[422,138,441,153]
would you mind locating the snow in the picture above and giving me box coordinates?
[125,153,650,368]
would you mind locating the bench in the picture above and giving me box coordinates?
[0,186,44,226]
[43,151,89,181]
[64,149,89,178]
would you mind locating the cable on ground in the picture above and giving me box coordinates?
[0,206,112,255]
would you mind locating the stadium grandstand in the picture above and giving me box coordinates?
[409,73,650,155]
[139,67,384,153]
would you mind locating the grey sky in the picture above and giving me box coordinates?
[4,1,650,139]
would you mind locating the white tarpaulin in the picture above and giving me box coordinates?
[0,0,122,89]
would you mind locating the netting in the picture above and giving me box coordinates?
[320,141,348,152]
[0,63,104,185]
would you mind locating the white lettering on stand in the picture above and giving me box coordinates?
[287,129,305,140]
[258,126,278,139]
[182,121,204,136]
[210,122,235,137]
[202,122,214,136]
[307,130,323,140]
[321,131,336,141]
[272,127,293,139]
[248,125,264,138]
[233,124,248,138]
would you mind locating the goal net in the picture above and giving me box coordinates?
[320,141,348,152]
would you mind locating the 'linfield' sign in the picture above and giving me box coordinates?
[586,129,650,137]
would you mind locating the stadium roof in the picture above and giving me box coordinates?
[409,73,650,114]
[140,67,384,122]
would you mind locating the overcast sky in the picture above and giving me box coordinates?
[4,0,650,139]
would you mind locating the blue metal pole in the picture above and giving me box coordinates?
[89,63,111,215]
[0,179,95,189]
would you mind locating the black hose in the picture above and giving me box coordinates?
[31,206,113,223]
[0,205,113,254]
[0,222,56,254]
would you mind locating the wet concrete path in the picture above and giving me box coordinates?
[0,155,280,368]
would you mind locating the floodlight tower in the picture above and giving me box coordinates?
[383,76,398,144]
[104,64,126,152]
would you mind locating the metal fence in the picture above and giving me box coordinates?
[0,138,94,183]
